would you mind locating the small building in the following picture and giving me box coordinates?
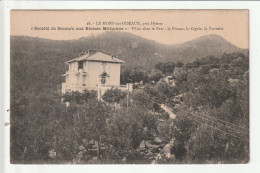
[164,76,175,87]
[62,50,132,97]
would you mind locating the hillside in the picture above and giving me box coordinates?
[165,34,243,62]
[10,32,245,92]
[11,32,244,65]
[11,32,249,164]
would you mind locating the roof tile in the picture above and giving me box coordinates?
[66,51,124,63]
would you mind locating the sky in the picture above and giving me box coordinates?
[10,10,249,49]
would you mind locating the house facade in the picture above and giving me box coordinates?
[62,50,132,95]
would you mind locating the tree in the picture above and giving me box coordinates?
[155,61,176,74]
[102,88,127,104]
[172,52,249,163]
[62,90,96,104]
[105,103,157,162]
[148,70,164,83]
[186,124,248,163]
[72,100,112,160]
[120,67,149,84]
[173,67,188,83]
[184,70,235,108]
[11,90,69,163]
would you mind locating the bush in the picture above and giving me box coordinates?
[102,88,127,103]
[62,90,97,103]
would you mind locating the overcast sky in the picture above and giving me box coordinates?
[10,10,248,49]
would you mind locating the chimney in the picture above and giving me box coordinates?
[79,51,84,57]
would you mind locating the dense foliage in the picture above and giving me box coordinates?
[120,66,163,84]
[102,88,127,103]
[10,34,249,164]
[156,52,249,163]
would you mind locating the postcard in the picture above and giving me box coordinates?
[10,10,249,164]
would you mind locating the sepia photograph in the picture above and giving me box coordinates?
[10,10,249,164]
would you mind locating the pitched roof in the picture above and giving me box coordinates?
[66,51,124,64]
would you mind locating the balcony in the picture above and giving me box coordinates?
[61,71,69,76]
[62,69,88,77]
[79,69,87,76]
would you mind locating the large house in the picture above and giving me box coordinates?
[62,50,132,98]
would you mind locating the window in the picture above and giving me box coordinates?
[101,74,107,84]
[78,61,83,70]
[100,72,109,84]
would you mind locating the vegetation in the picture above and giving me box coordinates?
[120,66,163,85]
[102,88,127,104]
[10,34,249,164]
[62,90,97,104]
[154,52,249,163]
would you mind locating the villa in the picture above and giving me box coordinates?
[62,50,132,99]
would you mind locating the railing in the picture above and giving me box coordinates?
[98,83,133,91]
[64,69,87,75]
[99,84,125,88]
[97,83,133,101]
[62,82,133,94]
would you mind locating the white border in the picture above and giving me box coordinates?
[1,1,260,173]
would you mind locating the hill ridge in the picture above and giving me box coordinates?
[11,32,244,66]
